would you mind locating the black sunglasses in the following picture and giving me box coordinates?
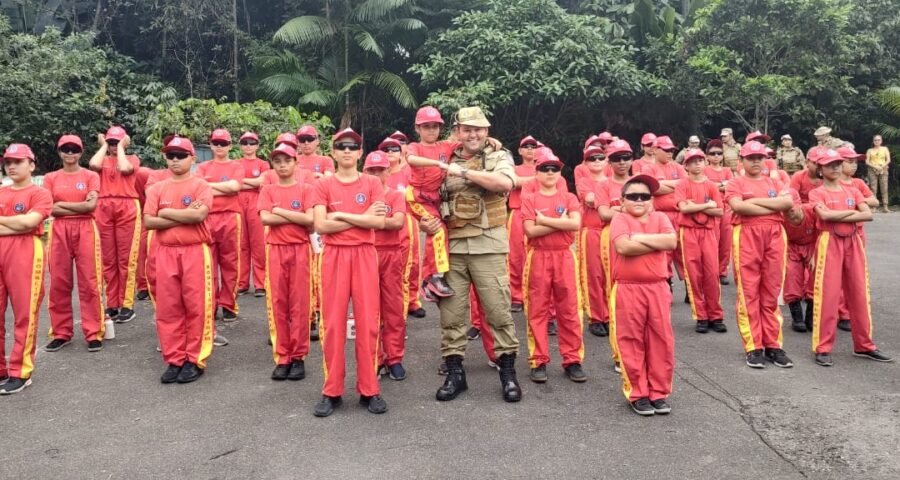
[165,151,190,160]
[521,144,537,150]
[239,140,259,146]
[624,192,653,202]
[211,141,231,147]
[107,140,119,146]
[587,155,606,162]
[708,151,724,156]
[59,146,82,154]
[334,143,361,151]
[383,146,402,153]
[608,155,632,163]
[537,165,561,173]
[298,136,318,144]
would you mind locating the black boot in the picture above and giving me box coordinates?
[789,301,806,332]
[436,355,467,401]
[804,299,814,332]
[497,353,522,403]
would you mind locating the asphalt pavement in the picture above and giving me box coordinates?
[3,214,899,479]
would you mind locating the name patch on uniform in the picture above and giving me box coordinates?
[75,182,86,190]
[182,195,193,206]
[355,193,367,204]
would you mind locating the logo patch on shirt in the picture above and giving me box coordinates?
[75,182,86,191]
[290,200,301,210]
[555,205,565,215]
[439,154,447,164]
[220,175,230,182]
[182,195,193,206]
[314,164,321,172]
[386,205,393,214]
[704,195,711,202]
[13,203,25,213]
[768,189,777,198]
[846,198,855,207]
[355,193,366,205]
[672,172,679,179]
[252,169,260,177]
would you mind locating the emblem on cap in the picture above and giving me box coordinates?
[171,138,182,146]
[8,145,17,153]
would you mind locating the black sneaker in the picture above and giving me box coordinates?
[287,360,306,380]
[221,308,238,322]
[310,320,320,341]
[510,302,524,313]
[564,364,587,383]
[0,377,32,395]
[314,395,343,417]
[160,364,181,384]
[548,320,557,336]
[614,362,622,373]
[0,375,7,386]
[853,349,894,362]
[237,288,250,296]
[815,352,833,366]
[388,363,406,381]
[44,338,71,352]
[684,292,690,304]
[746,349,765,368]
[422,285,438,303]
[529,364,548,383]
[116,308,135,323]
[466,327,481,340]
[360,395,388,414]
[837,319,851,332]
[424,274,455,298]
[695,320,710,334]
[765,348,794,368]
[651,398,672,414]
[254,289,266,298]
[136,290,150,301]
[719,276,730,285]
[87,340,103,352]
[710,320,727,333]
[408,307,426,318]
[589,322,608,337]
[105,308,119,320]
[437,361,449,375]
[271,364,290,381]
[631,397,655,416]
[176,362,204,383]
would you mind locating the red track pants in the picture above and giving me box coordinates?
[783,242,814,303]
[679,227,724,321]
[600,226,620,364]
[377,247,408,366]
[136,225,148,292]
[154,243,215,368]
[733,224,786,352]
[208,212,241,313]
[319,244,381,397]
[265,243,313,366]
[47,218,104,343]
[579,228,607,324]
[661,210,684,280]
[610,281,674,402]
[524,248,584,368]
[717,212,733,278]
[507,209,526,304]
[0,236,45,380]
[812,232,877,354]
[95,197,141,309]
[239,191,266,291]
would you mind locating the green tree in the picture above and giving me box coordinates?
[875,86,900,141]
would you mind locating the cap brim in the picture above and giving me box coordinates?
[625,174,660,194]
[333,132,363,144]
[458,120,491,128]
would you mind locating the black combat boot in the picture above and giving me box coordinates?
[436,355,467,401]
[789,301,806,332]
[497,353,522,403]
[804,299,814,332]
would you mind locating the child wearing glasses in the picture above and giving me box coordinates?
[575,145,610,337]
[295,125,335,178]
[236,131,270,297]
[703,139,734,284]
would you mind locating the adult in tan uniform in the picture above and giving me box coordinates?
[776,134,805,174]
[720,128,742,172]
[812,126,846,151]
[866,134,891,212]
[420,106,522,403]
[675,135,701,164]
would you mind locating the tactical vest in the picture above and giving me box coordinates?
[442,147,509,234]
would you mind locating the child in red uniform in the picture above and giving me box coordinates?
[507,135,540,312]
[44,135,104,353]
[725,141,794,369]
[609,174,677,416]
[196,129,244,327]
[790,150,824,204]
[676,148,726,333]
[88,126,141,324]
[642,136,686,281]
[143,137,215,384]
[576,145,610,337]
[704,140,735,284]
[522,148,586,384]
[134,165,153,301]
[296,125,335,178]
[0,144,53,395]
[363,151,409,381]
[809,149,892,366]
[237,131,270,297]
[258,144,314,381]
[312,128,387,417]
[632,133,657,175]
[142,166,175,302]
[783,192,817,333]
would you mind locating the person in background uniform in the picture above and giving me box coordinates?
[633,133,656,175]
[44,135,104,353]
[576,145,610,337]
[642,135,686,283]
[812,126,846,151]
[0,144,53,395]
[237,131,270,297]
[704,140,734,285]
[720,128,742,172]
[508,135,540,313]
[865,135,891,213]
[783,191,816,333]
[791,148,825,204]
[134,166,152,301]
[296,125,335,179]
[776,134,805,175]
[675,135,701,164]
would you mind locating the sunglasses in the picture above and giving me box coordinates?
[165,151,190,160]
[211,141,231,147]
[59,146,82,154]
[383,146,402,153]
[537,165,561,173]
[608,155,632,163]
[587,155,606,162]
[624,192,653,202]
[239,140,259,146]
[107,140,119,146]
[334,143,361,151]
[521,144,537,150]
[707,151,724,156]
[298,136,318,144]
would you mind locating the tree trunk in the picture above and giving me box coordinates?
[232,0,240,101]
[91,0,103,33]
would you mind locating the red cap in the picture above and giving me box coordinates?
[682,148,706,163]
[296,125,319,138]
[765,147,775,158]
[57,134,83,149]
[605,139,633,157]
[415,106,444,125]
[519,135,538,147]
[597,131,614,144]
[389,131,409,143]
[583,135,601,150]
[269,143,297,159]
[653,135,676,151]
[740,141,768,158]
[746,130,770,143]
[276,132,298,148]
[239,131,259,142]
[815,148,844,165]
[837,146,865,160]
[210,129,232,143]
[2,143,35,161]
[162,136,196,156]
[332,128,363,144]
[377,138,401,150]
[363,151,390,170]
[534,147,564,169]
[583,146,605,160]
[625,174,660,194]
[105,126,127,142]
[640,132,657,146]
[705,139,723,151]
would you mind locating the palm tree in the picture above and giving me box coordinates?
[876,86,900,142]
[258,0,424,130]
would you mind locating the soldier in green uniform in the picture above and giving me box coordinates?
[419,106,523,403]
[776,134,806,174]
[812,126,846,152]
[720,128,742,172]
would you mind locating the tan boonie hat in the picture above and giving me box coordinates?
[688,135,700,144]
[814,126,832,136]
[781,134,792,140]
[720,128,733,136]
[456,106,491,128]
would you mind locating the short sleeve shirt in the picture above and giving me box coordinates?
[374,188,406,247]
[783,204,818,245]
[610,212,674,283]
[311,174,385,246]
[43,168,101,219]
[576,175,605,229]
[297,154,334,176]
[407,141,458,201]
[97,154,141,198]
[725,175,790,226]
[195,160,244,213]
[809,185,865,235]
[239,158,270,191]
[257,183,311,245]
[790,171,823,204]
[143,177,213,246]
[642,161,686,212]
[521,190,581,249]
[0,184,52,235]
[675,178,722,229]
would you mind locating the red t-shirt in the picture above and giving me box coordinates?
[808,185,866,236]
[195,160,244,213]
[239,157,270,192]
[632,157,650,176]
[789,171,823,204]
[386,164,411,193]
[597,178,627,209]
[0,184,52,235]
[97,154,141,198]
[142,177,213,246]
[841,178,873,198]
[704,166,733,185]
[43,168,101,219]
[407,141,458,201]
[146,169,174,189]
[783,204,818,245]
[725,175,790,226]
[311,174,385,246]
[609,211,674,283]
[520,189,581,249]
[574,162,613,183]
[736,159,778,176]
[135,167,153,206]
[297,154,334,176]
[262,168,314,187]
[257,182,312,245]
[642,161,686,212]
[674,178,722,229]
[508,164,536,210]
[374,188,407,247]
[576,175,605,229]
